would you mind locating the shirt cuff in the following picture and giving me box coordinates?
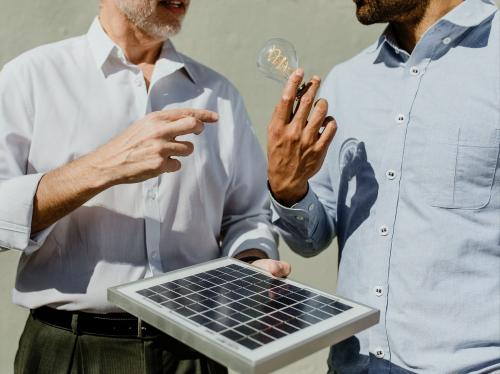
[269,185,322,238]
[0,173,53,253]
[226,226,279,261]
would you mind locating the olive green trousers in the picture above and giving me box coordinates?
[15,313,227,374]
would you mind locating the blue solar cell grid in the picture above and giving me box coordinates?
[136,264,351,350]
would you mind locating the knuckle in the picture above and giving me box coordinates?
[186,116,198,127]
[280,95,294,105]
[300,96,313,106]
[288,130,302,144]
[150,127,165,139]
[150,158,164,171]
[315,100,328,115]
[149,111,162,121]
[151,142,164,155]
[195,121,205,133]
[268,124,281,139]
[181,109,195,118]
[301,134,315,148]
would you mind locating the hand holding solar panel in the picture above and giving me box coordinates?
[109,258,379,373]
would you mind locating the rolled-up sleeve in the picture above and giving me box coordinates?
[220,95,279,260]
[0,62,52,253]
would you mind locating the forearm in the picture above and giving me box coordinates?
[31,154,111,233]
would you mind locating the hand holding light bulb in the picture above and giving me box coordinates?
[258,39,338,207]
[257,38,311,118]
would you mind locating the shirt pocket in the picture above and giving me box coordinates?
[426,128,500,209]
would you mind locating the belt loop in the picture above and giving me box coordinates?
[137,318,144,338]
[71,313,79,335]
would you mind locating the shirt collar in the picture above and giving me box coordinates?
[369,0,498,54]
[154,40,198,84]
[86,17,198,84]
[87,17,117,70]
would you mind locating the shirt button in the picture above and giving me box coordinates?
[374,286,384,297]
[395,114,405,124]
[308,204,315,211]
[386,170,396,180]
[379,225,389,236]
[375,348,385,358]
[410,66,420,76]
[443,37,452,45]
[296,215,304,221]
[135,77,144,87]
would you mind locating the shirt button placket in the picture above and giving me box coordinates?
[375,348,385,359]
[410,66,420,76]
[379,225,389,236]
[395,113,406,124]
[386,170,396,180]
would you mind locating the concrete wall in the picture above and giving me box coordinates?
[0,1,385,372]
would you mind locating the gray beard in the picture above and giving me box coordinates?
[115,0,182,40]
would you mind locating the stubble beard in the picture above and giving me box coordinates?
[115,0,184,40]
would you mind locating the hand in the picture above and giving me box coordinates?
[86,108,219,187]
[251,259,292,278]
[235,249,291,278]
[267,68,337,206]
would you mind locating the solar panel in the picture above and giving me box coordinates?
[108,257,379,374]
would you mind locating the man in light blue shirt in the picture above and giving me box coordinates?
[267,0,499,372]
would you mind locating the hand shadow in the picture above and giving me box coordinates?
[336,141,379,261]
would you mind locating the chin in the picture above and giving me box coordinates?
[356,8,383,24]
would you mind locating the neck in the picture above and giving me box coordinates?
[392,0,463,53]
[99,3,163,65]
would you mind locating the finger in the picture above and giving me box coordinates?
[304,98,328,140]
[316,117,337,149]
[156,108,219,123]
[164,158,181,173]
[161,117,205,138]
[267,260,291,278]
[278,261,291,278]
[294,76,321,125]
[271,261,291,278]
[273,68,304,123]
[165,140,194,157]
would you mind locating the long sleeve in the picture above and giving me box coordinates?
[270,159,338,257]
[220,96,279,260]
[0,61,52,253]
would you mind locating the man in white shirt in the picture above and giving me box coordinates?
[0,0,289,373]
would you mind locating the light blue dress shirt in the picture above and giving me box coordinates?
[272,1,500,373]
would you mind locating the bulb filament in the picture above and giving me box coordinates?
[267,45,294,77]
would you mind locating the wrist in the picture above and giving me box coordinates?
[235,249,268,263]
[268,181,308,207]
[77,152,117,192]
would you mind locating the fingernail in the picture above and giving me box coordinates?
[212,113,219,121]
[295,68,304,77]
[326,116,335,123]
[314,98,322,107]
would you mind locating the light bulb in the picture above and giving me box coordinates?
[257,38,299,84]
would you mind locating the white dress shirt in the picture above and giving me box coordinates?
[0,18,278,313]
